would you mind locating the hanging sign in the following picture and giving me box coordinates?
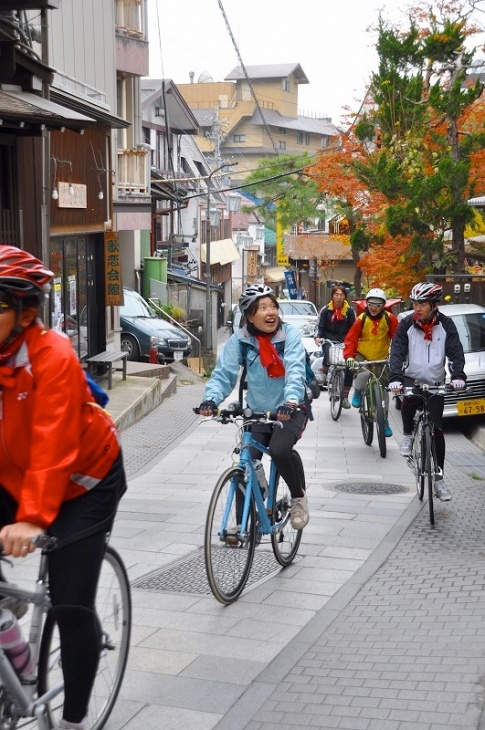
[104,232,123,306]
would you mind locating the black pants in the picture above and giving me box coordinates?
[401,395,445,471]
[0,453,126,723]
[249,409,307,498]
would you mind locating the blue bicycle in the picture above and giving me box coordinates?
[197,404,303,605]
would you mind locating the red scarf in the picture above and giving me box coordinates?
[256,334,285,378]
[0,330,28,389]
[413,310,438,341]
[329,300,349,323]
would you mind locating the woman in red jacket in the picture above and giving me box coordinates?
[0,246,126,730]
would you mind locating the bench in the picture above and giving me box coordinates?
[86,350,128,390]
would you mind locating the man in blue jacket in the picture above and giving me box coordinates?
[389,282,466,501]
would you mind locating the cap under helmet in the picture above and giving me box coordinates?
[239,284,275,316]
[0,245,53,304]
[365,288,386,303]
[410,282,442,303]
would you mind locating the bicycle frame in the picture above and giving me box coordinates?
[225,420,285,541]
[0,552,59,730]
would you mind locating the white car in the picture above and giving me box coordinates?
[397,303,485,417]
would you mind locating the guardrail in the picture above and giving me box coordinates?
[149,299,203,374]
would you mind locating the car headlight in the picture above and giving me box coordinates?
[150,336,166,346]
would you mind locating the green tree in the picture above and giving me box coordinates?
[351,0,485,272]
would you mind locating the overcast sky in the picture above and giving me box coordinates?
[147,0,485,126]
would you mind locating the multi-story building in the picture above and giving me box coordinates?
[0,0,150,360]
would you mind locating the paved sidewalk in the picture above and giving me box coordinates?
[65,326,485,730]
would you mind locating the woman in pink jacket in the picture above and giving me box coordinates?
[0,245,126,730]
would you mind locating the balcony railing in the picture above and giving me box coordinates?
[117,149,149,194]
[116,0,144,39]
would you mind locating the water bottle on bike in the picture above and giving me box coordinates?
[0,607,33,679]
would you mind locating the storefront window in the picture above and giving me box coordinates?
[50,237,89,360]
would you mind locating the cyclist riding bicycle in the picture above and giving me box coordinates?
[343,288,399,437]
[198,284,310,530]
[0,245,127,730]
[389,282,466,502]
[313,283,355,408]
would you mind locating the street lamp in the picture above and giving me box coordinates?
[204,163,240,354]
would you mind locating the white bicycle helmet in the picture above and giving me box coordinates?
[239,284,275,316]
[365,288,386,304]
[410,282,443,302]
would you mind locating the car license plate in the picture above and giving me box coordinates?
[174,351,183,361]
[456,398,485,416]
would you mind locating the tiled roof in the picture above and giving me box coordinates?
[250,108,339,135]
[225,63,309,84]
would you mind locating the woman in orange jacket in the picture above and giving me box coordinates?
[0,246,126,730]
[343,288,399,437]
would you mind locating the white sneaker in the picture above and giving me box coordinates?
[342,398,351,409]
[57,719,87,730]
[434,479,451,502]
[290,495,309,530]
[399,435,413,457]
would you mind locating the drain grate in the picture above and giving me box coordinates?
[334,482,409,495]
[131,548,287,595]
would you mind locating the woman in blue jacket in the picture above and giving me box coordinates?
[198,284,310,530]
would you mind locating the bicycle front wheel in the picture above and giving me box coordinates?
[371,380,386,458]
[329,367,344,421]
[38,545,132,730]
[271,455,303,566]
[204,467,256,605]
[413,421,425,500]
[424,426,435,526]
[360,386,374,445]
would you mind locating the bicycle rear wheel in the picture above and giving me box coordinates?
[360,386,374,445]
[371,380,386,458]
[204,467,256,605]
[329,367,344,421]
[271,455,303,566]
[424,426,435,526]
[38,545,132,730]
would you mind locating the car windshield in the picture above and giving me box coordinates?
[292,320,316,336]
[120,290,155,318]
[279,301,317,317]
[451,313,485,354]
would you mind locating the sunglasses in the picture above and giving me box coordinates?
[367,300,384,306]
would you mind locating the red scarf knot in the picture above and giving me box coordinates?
[413,311,438,341]
[256,334,285,378]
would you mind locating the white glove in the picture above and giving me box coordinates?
[389,381,403,391]
[451,379,465,390]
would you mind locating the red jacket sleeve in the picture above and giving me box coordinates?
[389,314,399,339]
[343,317,363,359]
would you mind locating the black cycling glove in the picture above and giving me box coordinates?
[276,403,297,419]
[198,400,217,415]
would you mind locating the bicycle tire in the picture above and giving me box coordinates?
[424,426,435,526]
[38,545,132,730]
[271,454,303,566]
[204,466,256,605]
[371,380,386,458]
[413,420,425,500]
[329,367,344,421]
[360,386,374,445]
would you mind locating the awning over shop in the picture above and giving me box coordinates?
[264,266,287,283]
[468,196,485,207]
[0,88,96,131]
[201,238,240,266]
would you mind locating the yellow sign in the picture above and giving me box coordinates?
[276,212,289,266]
[104,232,123,306]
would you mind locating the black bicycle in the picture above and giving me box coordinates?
[401,383,445,526]
[326,342,346,421]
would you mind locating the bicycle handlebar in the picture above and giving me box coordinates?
[398,382,471,397]
[194,402,291,423]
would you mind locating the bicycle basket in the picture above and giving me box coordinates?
[328,344,344,365]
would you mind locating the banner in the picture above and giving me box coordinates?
[284,270,299,300]
[276,211,289,266]
[104,232,123,306]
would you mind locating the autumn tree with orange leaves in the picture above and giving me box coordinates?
[308,0,485,298]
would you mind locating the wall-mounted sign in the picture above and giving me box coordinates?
[276,212,289,266]
[104,232,123,306]
[57,182,87,208]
